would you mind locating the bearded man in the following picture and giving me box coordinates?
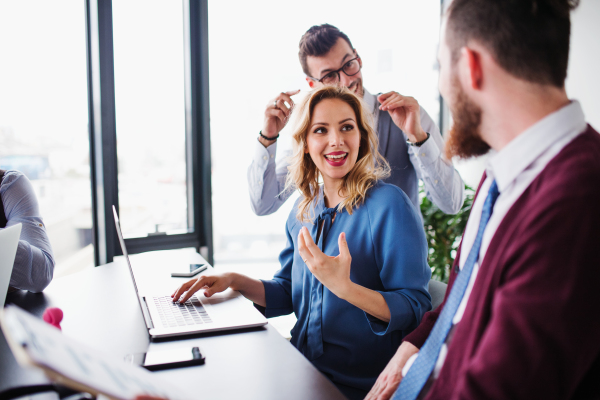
[367,0,600,399]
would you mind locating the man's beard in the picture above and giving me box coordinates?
[444,76,490,160]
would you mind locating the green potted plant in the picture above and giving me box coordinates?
[420,185,475,283]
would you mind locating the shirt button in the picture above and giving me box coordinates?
[421,153,426,157]
[263,156,268,161]
[258,181,262,186]
[38,223,43,227]
[270,154,274,159]
[434,180,438,184]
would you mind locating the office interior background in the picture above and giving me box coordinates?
[0,0,598,285]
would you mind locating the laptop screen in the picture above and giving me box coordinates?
[0,224,22,307]
[112,206,143,304]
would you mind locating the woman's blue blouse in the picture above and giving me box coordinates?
[261,182,431,394]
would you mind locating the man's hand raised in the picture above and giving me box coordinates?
[378,92,428,144]
[259,89,301,147]
[365,341,420,400]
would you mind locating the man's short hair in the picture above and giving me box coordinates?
[446,0,579,87]
[298,24,354,78]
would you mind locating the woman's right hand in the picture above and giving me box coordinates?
[171,273,234,303]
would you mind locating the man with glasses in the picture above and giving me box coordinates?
[248,24,464,216]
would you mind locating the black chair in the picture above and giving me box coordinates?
[428,279,447,310]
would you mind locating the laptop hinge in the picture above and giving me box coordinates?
[140,296,155,329]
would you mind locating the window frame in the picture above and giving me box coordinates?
[85,0,213,266]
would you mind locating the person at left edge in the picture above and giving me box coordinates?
[172,86,432,400]
[0,169,55,292]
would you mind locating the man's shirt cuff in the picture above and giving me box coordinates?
[410,135,441,166]
[253,140,277,169]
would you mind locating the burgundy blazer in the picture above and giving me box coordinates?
[404,126,600,399]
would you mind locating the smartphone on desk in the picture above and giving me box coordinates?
[171,263,207,278]
[125,347,205,371]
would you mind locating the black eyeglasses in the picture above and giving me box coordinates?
[310,57,361,85]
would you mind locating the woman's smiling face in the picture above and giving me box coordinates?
[305,98,361,188]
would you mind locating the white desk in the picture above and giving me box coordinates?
[1,249,346,400]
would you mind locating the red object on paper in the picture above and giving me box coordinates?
[42,307,63,330]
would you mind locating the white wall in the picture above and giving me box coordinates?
[566,0,600,129]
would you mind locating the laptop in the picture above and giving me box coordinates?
[1,224,22,307]
[112,206,267,339]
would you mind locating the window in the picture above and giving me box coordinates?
[0,1,93,277]
[1,1,211,271]
[112,1,190,239]
[86,0,212,265]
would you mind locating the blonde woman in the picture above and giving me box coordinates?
[172,86,431,399]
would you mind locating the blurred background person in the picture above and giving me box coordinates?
[1,169,54,292]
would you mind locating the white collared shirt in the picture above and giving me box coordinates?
[403,100,588,378]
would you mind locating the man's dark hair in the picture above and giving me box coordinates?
[298,24,354,78]
[446,0,579,87]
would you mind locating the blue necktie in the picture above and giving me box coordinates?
[303,207,336,360]
[393,180,500,400]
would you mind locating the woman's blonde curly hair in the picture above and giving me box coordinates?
[285,86,390,222]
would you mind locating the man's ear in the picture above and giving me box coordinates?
[306,76,316,88]
[462,47,483,90]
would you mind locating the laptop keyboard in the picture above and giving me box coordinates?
[153,296,213,328]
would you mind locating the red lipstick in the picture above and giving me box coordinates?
[324,151,348,167]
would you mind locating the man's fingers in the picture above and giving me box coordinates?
[383,98,406,111]
[273,90,300,111]
[365,378,400,400]
[377,91,396,102]
[387,96,418,111]
[380,93,404,107]
[281,89,301,107]
[379,93,398,106]
[267,108,287,124]
[278,92,298,110]
[274,100,291,118]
